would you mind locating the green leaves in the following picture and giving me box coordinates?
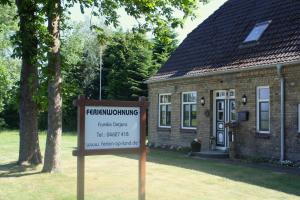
[105,31,152,100]
[69,0,201,39]
[0,2,20,113]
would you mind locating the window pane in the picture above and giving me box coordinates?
[189,93,197,102]
[260,102,269,112]
[191,104,197,127]
[183,94,188,102]
[231,101,236,110]
[258,101,270,131]
[260,111,269,121]
[161,105,166,112]
[160,95,171,103]
[191,104,197,112]
[231,112,237,121]
[166,95,171,103]
[230,101,237,121]
[183,104,190,127]
[260,120,269,131]
[166,105,171,126]
[183,92,196,102]
[244,22,270,42]
[259,88,269,99]
[160,105,166,126]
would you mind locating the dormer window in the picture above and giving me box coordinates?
[244,21,271,43]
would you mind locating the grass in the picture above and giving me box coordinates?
[0,130,300,200]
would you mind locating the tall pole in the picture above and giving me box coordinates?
[139,96,147,200]
[99,46,102,100]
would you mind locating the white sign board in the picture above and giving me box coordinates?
[85,106,140,150]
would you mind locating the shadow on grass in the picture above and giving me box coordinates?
[119,149,300,197]
[0,162,41,178]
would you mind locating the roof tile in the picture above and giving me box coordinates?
[150,0,300,82]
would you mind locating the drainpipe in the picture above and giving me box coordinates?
[276,64,285,162]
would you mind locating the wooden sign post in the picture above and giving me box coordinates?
[73,96,149,200]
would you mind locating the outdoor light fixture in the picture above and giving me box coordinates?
[200,97,205,106]
[242,94,247,105]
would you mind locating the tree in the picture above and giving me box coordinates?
[42,0,63,172]
[60,21,105,130]
[14,0,43,165]
[106,31,152,100]
[42,0,203,172]
[151,27,178,75]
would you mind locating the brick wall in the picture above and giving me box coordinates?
[148,64,300,161]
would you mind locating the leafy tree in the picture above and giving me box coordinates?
[151,26,178,75]
[13,0,43,165]
[0,1,23,127]
[60,21,105,130]
[43,0,63,172]
[6,0,202,171]
[106,31,152,100]
[0,2,19,122]
[43,17,109,171]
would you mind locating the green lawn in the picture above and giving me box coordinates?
[0,130,300,200]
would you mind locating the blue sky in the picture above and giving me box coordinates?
[68,0,227,43]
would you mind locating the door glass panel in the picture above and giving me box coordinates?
[229,91,235,97]
[217,100,225,121]
[217,111,224,121]
[218,101,224,110]
[217,131,224,145]
[217,122,224,130]
[231,112,237,122]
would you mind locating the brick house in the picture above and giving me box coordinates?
[146,0,300,161]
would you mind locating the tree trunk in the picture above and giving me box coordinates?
[42,0,62,172]
[16,0,43,165]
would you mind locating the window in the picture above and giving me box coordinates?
[182,92,197,129]
[244,21,271,43]
[257,86,270,133]
[159,94,171,127]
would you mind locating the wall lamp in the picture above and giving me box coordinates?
[242,94,247,105]
[200,97,205,106]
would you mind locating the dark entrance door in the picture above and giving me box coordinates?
[214,90,236,150]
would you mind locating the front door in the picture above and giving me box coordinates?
[214,90,236,150]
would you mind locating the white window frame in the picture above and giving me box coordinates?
[181,91,197,129]
[256,86,270,133]
[158,93,171,128]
